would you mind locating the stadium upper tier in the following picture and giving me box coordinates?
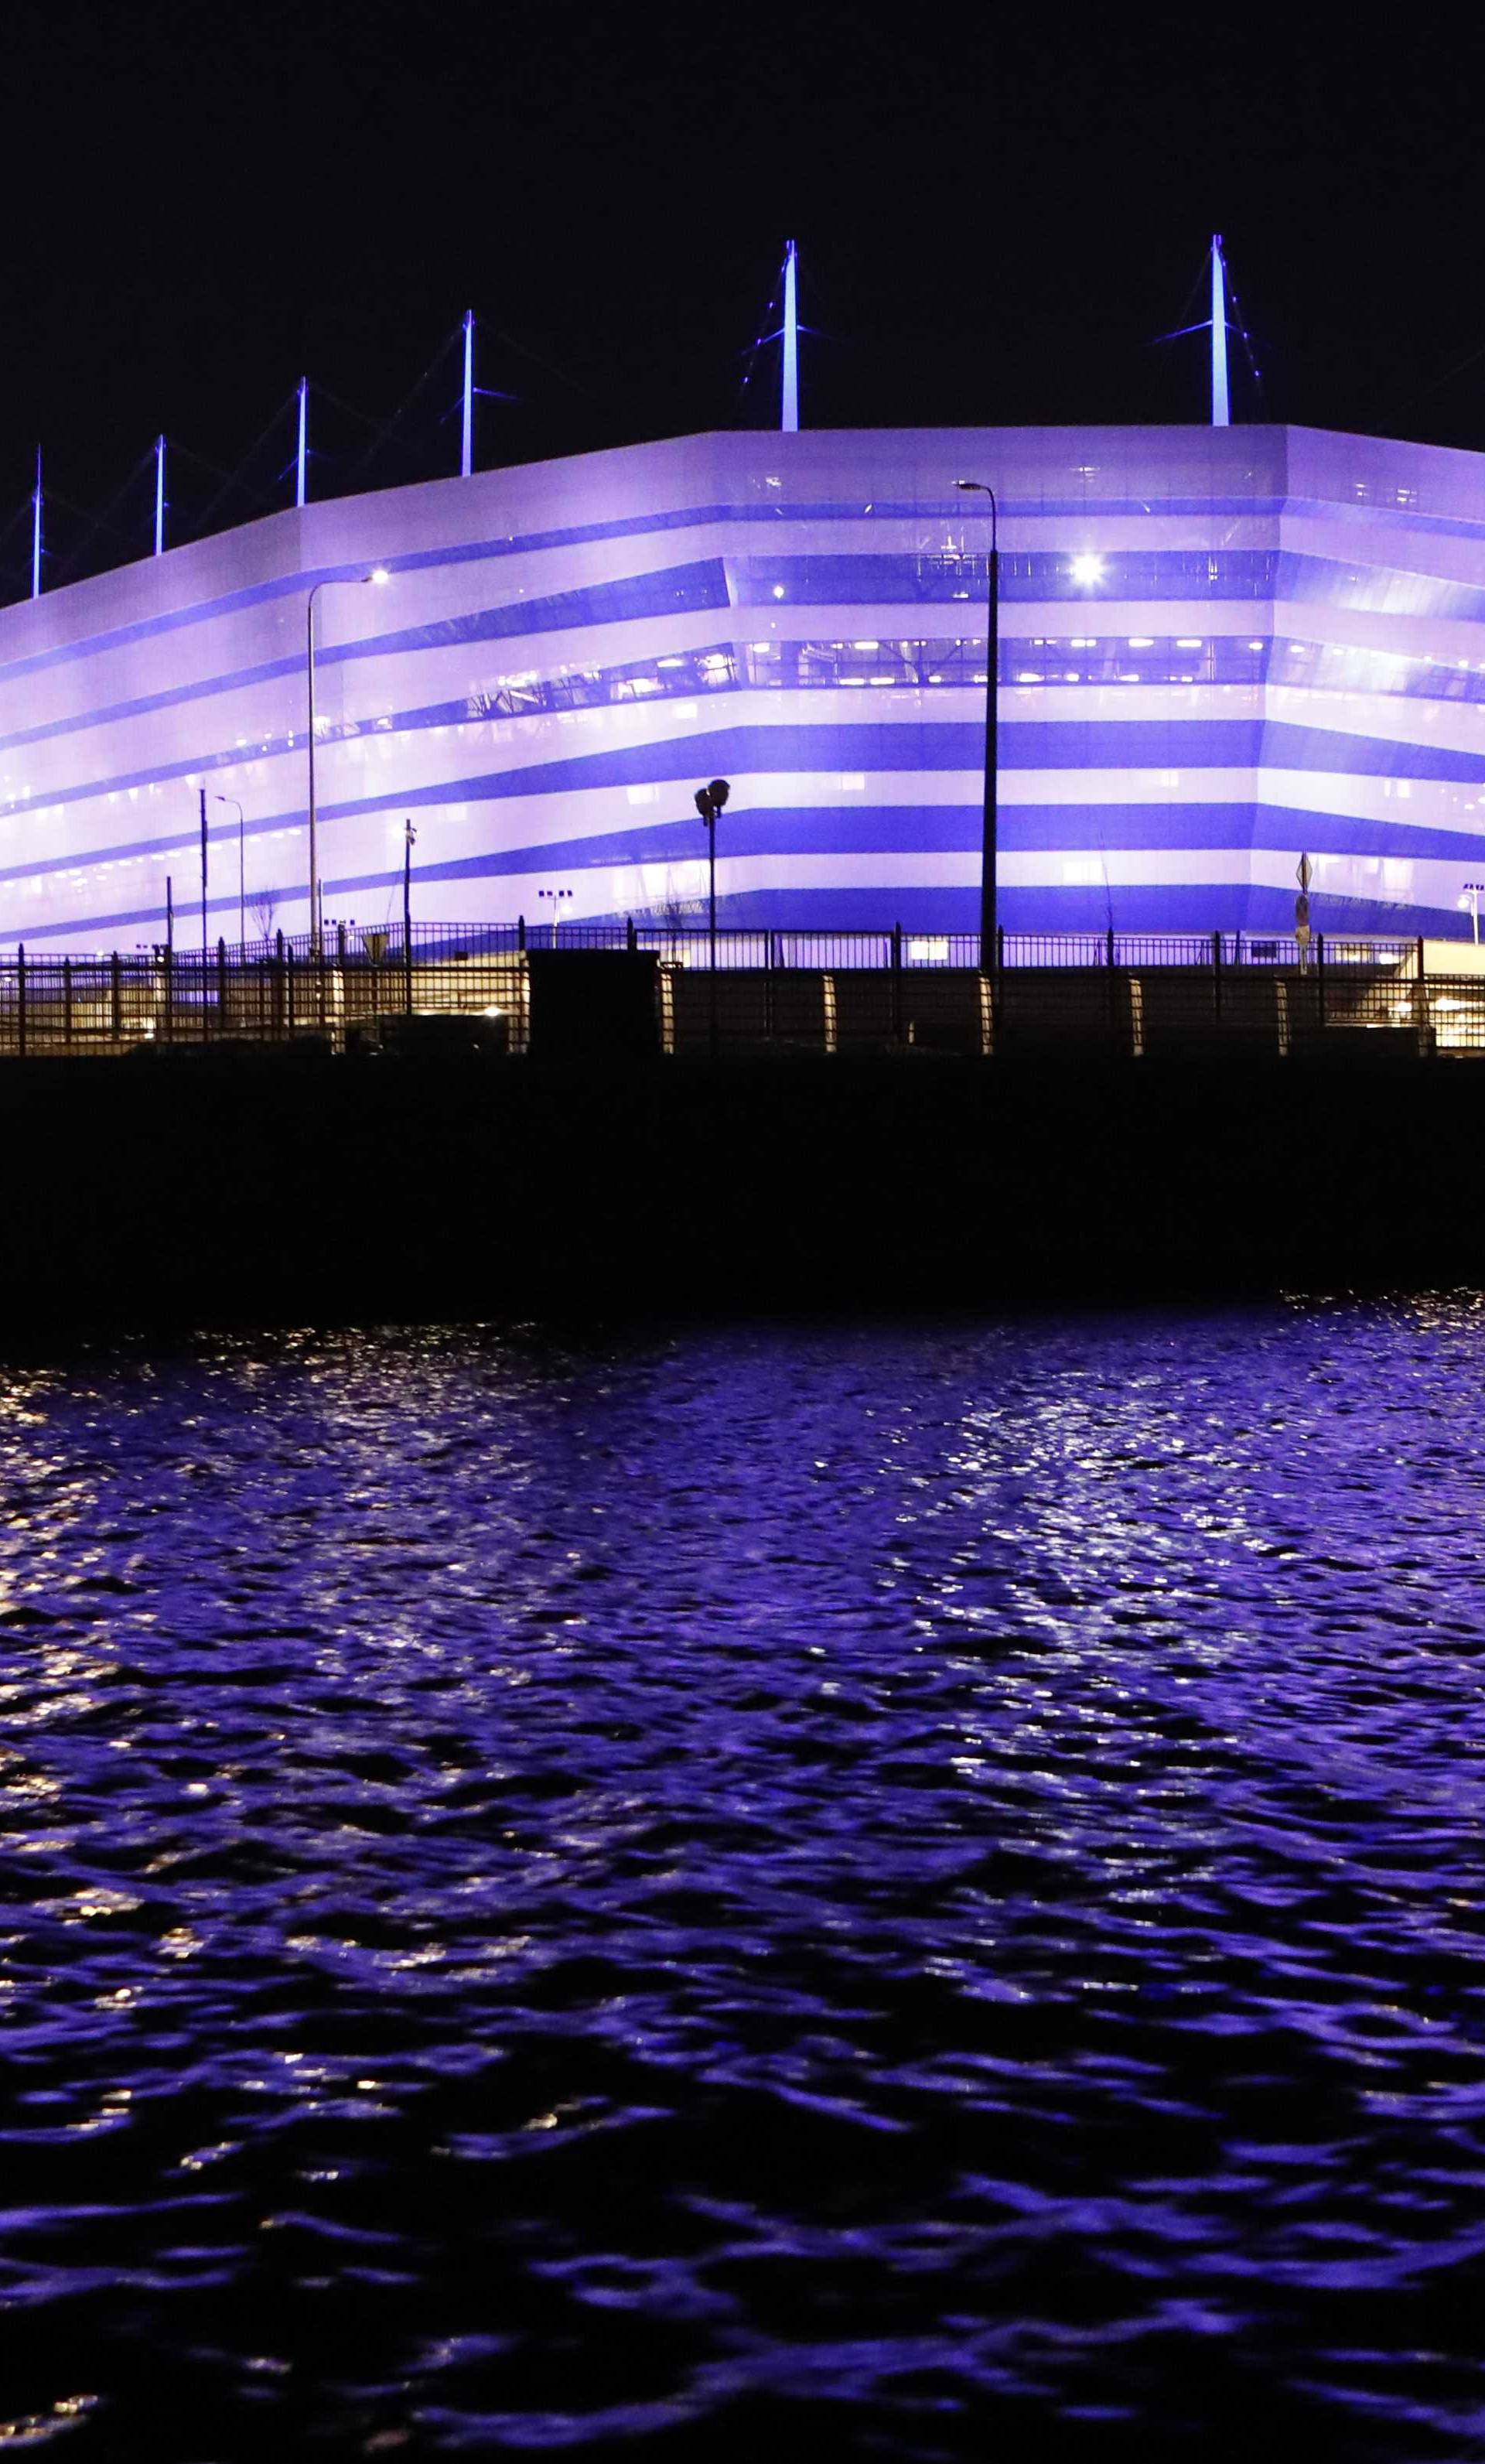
[2,421,1485,947]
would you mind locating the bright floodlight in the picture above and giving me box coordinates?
[1070,553,1105,587]
[368,566,391,585]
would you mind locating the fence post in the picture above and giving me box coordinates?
[1212,928,1222,1029]
[891,921,903,1045]
[626,914,637,952]
[517,912,526,952]
[1317,931,1326,1028]
[336,921,346,969]
[163,941,172,1044]
[217,936,228,1033]
[63,957,72,1049]
[274,929,285,1041]
[15,945,24,1059]
[404,913,413,1020]
[1106,925,1115,971]
[111,951,122,1044]
[285,942,295,1037]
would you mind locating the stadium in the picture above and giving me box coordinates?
[2,417,1485,948]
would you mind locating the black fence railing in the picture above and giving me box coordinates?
[244,921,1431,972]
[0,924,1478,1060]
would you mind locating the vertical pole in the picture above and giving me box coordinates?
[461,310,475,478]
[981,507,999,969]
[1210,235,1231,428]
[296,378,309,508]
[154,435,166,556]
[781,240,799,433]
[164,880,174,1044]
[63,958,71,1050]
[238,805,245,959]
[707,812,719,1060]
[199,786,209,980]
[16,945,26,1058]
[217,935,227,1030]
[403,821,414,977]
[306,592,319,957]
[31,449,42,600]
[111,950,121,1043]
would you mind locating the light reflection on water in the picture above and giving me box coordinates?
[2,1302,1485,2456]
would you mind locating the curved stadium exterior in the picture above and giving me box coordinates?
[4,420,1485,948]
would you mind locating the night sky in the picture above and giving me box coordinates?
[5,2,1484,588]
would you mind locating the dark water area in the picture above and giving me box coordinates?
[5,1305,1485,2459]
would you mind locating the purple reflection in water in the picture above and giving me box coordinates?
[1,1302,1483,2456]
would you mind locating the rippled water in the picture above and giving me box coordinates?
[5,1304,1485,2459]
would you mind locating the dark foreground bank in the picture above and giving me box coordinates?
[5,1047,1485,1331]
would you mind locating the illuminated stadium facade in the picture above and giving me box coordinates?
[3,419,1485,948]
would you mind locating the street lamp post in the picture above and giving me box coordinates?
[1466,881,1485,946]
[306,567,389,955]
[693,778,731,972]
[694,778,731,1061]
[955,480,999,969]
[538,887,573,945]
[216,795,244,956]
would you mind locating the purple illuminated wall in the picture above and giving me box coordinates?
[0,422,1481,945]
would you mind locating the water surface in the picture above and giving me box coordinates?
[3,1304,1485,2458]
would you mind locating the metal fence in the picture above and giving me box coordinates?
[0,924,1480,1059]
[230,918,1436,976]
[0,941,529,1058]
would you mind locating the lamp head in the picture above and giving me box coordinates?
[367,566,391,586]
[1070,553,1106,588]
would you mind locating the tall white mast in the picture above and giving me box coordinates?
[462,310,475,477]
[1210,234,1231,427]
[295,377,309,507]
[154,435,166,556]
[31,449,42,599]
[781,239,799,432]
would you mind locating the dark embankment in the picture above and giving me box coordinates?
[3,1046,1483,1335]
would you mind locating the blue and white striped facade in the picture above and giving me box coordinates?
[4,420,1485,947]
